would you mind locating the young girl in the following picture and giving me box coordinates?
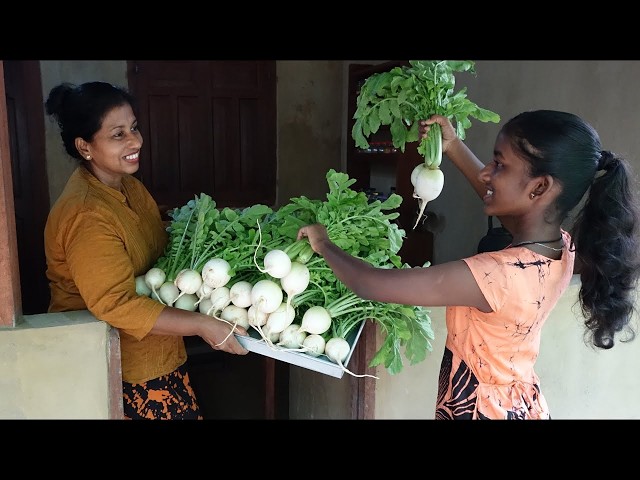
[298,110,640,419]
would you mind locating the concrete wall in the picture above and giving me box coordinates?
[0,311,118,419]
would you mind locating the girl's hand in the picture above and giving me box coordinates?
[297,224,330,254]
[419,114,458,155]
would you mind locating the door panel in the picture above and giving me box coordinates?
[129,60,276,211]
[127,60,286,420]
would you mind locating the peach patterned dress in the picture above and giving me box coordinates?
[435,230,574,419]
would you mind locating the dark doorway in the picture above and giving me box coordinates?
[4,61,51,315]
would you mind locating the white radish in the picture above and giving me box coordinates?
[194,282,214,306]
[262,302,296,346]
[201,258,231,289]
[135,275,152,297]
[198,297,214,315]
[267,329,281,344]
[156,281,180,306]
[252,220,292,279]
[229,281,253,308]
[174,293,199,311]
[214,305,248,348]
[207,286,231,316]
[247,304,268,328]
[144,267,166,304]
[173,268,203,302]
[197,282,214,299]
[302,334,326,357]
[324,336,378,379]
[220,305,249,330]
[410,163,445,230]
[259,249,292,279]
[250,279,283,314]
[277,323,307,350]
[299,305,332,335]
[280,261,310,313]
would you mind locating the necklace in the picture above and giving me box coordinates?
[509,237,563,252]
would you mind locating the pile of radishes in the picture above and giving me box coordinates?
[137,244,373,378]
[136,169,436,378]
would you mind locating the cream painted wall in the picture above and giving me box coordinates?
[275,60,343,206]
[0,311,114,419]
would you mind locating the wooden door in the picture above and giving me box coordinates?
[127,60,277,211]
[127,60,287,419]
[4,61,51,315]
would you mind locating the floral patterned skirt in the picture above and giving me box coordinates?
[122,364,203,420]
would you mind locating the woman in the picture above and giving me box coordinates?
[44,81,248,420]
[298,111,640,419]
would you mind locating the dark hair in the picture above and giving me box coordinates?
[44,81,137,162]
[501,110,640,349]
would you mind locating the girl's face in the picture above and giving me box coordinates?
[81,103,142,189]
[478,132,539,217]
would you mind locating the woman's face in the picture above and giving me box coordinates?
[477,132,538,217]
[83,103,142,189]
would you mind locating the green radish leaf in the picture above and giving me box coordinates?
[352,60,500,162]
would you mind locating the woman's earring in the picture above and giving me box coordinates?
[86,155,91,160]
[530,193,535,199]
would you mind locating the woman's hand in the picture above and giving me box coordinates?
[200,317,249,355]
[419,114,458,155]
[297,224,330,254]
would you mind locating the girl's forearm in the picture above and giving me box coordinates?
[446,137,487,200]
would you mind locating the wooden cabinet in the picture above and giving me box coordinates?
[346,62,433,267]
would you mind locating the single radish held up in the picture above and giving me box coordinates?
[410,163,444,230]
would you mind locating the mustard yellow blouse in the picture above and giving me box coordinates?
[44,166,186,384]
